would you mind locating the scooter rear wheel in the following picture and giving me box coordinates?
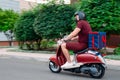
[89,64,105,79]
[49,61,61,73]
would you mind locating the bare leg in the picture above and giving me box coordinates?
[61,43,71,63]
[61,43,83,69]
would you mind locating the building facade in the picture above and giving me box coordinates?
[19,0,37,11]
[0,0,20,12]
[0,0,37,12]
[0,0,78,12]
[26,0,71,4]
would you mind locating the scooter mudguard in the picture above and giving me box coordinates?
[49,56,59,66]
[49,55,66,66]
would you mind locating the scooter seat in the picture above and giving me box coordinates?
[73,48,88,54]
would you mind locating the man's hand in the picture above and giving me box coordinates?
[57,39,65,45]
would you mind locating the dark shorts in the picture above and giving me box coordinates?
[66,42,88,51]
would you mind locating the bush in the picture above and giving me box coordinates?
[14,10,41,42]
[33,4,75,39]
[40,39,56,49]
[114,47,120,55]
[47,39,56,48]
[14,10,42,50]
[40,39,48,49]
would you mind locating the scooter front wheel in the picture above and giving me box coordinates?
[89,64,105,79]
[49,61,61,73]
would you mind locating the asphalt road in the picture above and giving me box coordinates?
[0,56,120,80]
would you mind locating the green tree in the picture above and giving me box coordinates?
[76,0,120,34]
[33,4,75,39]
[0,8,19,46]
[0,8,18,31]
[14,10,42,49]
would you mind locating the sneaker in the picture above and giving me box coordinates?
[61,62,81,69]
[73,63,83,67]
[61,62,72,68]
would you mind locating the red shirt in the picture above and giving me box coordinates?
[77,20,92,43]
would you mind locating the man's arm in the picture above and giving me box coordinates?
[64,27,81,40]
[71,36,79,41]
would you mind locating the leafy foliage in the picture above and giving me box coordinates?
[13,0,120,50]
[0,8,19,46]
[14,10,41,41]
[0,8,18,31]
[76,0,120,34]
[33,4,75,39]
[114,47,120,55]
[14,10,42,49]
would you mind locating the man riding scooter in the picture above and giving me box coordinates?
[49,11,106,78]
[60,11,92,69]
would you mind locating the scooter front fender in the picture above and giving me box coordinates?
[49,56,59,66]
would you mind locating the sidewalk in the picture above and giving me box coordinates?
[0,48,54,62]
[0,48,120,70]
